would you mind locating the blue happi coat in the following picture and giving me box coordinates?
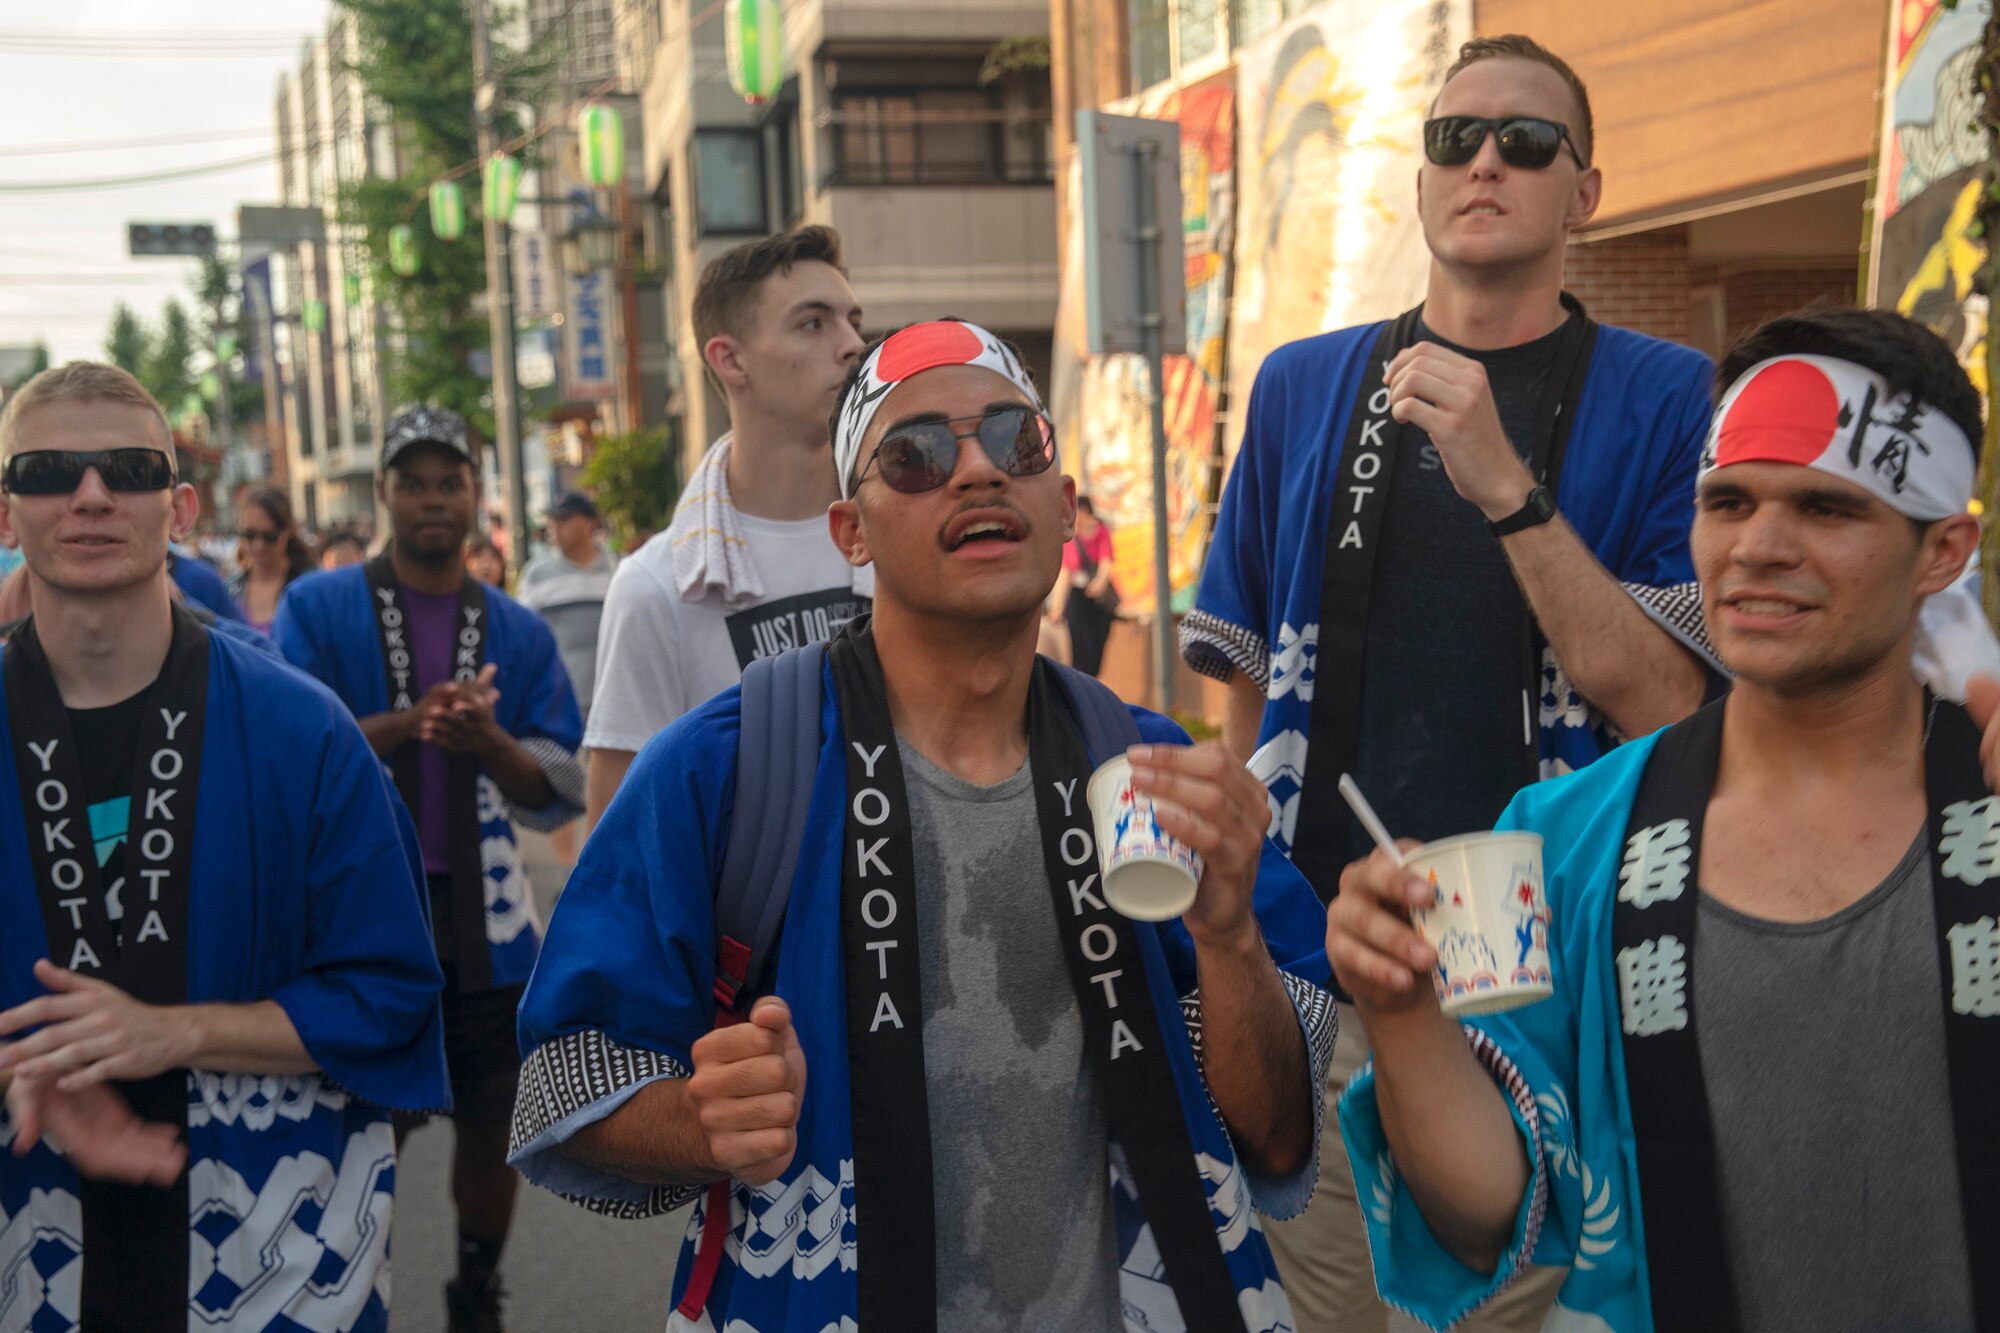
[509,667,1340,1333]
[1182,321,1716,854]
[1341,733,1676,1333]
[274,565,585,989]
[0,622,449,1333]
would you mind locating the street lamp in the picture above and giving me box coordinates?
[561,207,619,277]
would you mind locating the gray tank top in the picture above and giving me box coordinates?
[1696,833,1974,1332]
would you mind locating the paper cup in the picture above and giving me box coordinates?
[1086,754,1203,921]
[1405,831,1552,1017]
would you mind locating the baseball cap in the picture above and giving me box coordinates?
[545,490,598,521]
[381,406,476,473]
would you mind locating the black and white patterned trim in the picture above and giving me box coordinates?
[512,736,585,832]
[1623,581,1726,678]
[510,1028,705,1218]
[1462,1026,1547,1286]
[1181,969,1339,1214]
[1179,610,1271,690]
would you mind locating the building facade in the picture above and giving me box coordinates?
[271,12,397,531]
[615,0,1058,463]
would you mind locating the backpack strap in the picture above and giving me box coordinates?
[711,642,826,1014]
[681,641,827,1325]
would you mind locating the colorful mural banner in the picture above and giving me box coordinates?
[1227,0,1468,460]
[1052,74,1237,617]
[1865,0,1990,389]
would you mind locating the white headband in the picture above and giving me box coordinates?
[1700,354,1975,521]
[833,320,1044,499]
[1701,353,1995,702]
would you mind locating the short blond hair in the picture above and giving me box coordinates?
[1,361,173,458]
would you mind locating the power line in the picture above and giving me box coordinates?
[0,152,278,194]
[0,127,274,158]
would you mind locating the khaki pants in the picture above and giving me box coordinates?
[1265,1003,1568,1332]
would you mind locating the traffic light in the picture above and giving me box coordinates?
[128,223,217,257]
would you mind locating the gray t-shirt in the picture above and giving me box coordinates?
[1347,318,1568,862]
[1697,834,1974,1332]
[900,740,1122,1332]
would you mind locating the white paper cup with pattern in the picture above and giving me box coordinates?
[1404,831,1552,1017]
[1086,754,1203,921]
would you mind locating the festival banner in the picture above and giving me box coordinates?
[1865,0,1991,389]
[1226,0,1468,459]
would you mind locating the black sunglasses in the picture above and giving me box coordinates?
[1,447,176,496]
[857,407,1057,495]
[1423,115,1587,170]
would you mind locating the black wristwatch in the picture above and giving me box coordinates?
[1488,485,1557,538]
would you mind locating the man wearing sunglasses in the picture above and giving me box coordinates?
[0,362,447,1332]
[510,319,1337,1332]
[274,405,583,1333]
[1183,33,1720,1333]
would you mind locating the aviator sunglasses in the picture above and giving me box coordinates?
[856,406,1057,495]
[1423,115,1587,170]
[1,447,176,496]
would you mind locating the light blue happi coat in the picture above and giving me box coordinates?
[0,623,450,1333]
[509,667,1341,1333]
[1340,734,1673,1333]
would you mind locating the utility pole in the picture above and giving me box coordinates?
[469,0,529,573]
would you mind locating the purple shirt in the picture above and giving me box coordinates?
[403,585,462,875]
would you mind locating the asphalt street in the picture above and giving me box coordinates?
[389,830,691,1333]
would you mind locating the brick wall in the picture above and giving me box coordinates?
[1704,264,1861,348]
[1565,225,1859,358]
[1565,227,1696,345]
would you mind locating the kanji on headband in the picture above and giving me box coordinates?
[834,321,1044,500]
[1700,354,1976,521]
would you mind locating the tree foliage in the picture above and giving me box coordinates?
[146,300,199,412]
[105,304,147,379]
[335,0,553,444]
[580,424,681,551]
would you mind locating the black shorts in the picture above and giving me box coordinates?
[402,973,526,1128]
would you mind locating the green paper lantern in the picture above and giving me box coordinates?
[344,272,363,305]
[388,224,419,276]
[484,152,522,224]
[725,0,785,103]
[577,102,625,188]
[302,299,327,333]
[215,333,237,361]
[200,372,220,401]
[429,179,466,241]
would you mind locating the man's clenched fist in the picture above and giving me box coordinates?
[686,996,807,1187]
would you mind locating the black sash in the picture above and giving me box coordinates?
[1291,296,1596,901]
[4,604,209,1331]
[827,620,1246,1332]
[1615,698,2000,1331]
[364,552,492,990]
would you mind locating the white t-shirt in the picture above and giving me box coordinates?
[584,511,868,753]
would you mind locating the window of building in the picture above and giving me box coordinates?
[1130,0,1318,89]
[691,129,768,235]
[762,91,805,228]
[822,55,1053,188]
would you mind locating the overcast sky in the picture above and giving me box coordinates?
[0,1,331,363]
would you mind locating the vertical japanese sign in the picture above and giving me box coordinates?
[1864,0,1991,390]
[512,231,555,322]
[564,266,615,401]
